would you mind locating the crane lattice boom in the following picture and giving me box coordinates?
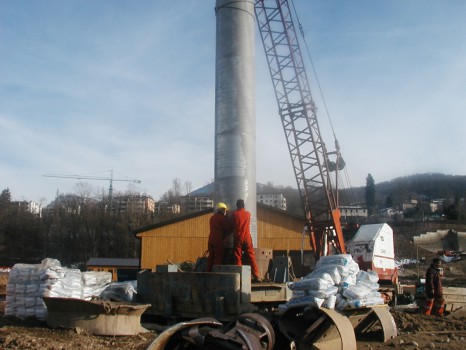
[255,0,346,259]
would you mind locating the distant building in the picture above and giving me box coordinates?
[86,257,140,282]
[182,182,288,213]
[43,194,155,217]
[43,194,89,217]
[113,195,155,215]
[10,201,42,217]
[430,199,444,213]
[340,205,367,220]
[380,207,401,217]
[157,202,181,214]
[181,183,215,213]
[402,199,418,211]
[257,193,287,210]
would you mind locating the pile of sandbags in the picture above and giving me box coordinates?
[99,281,137,302]
[82,271,112,300]
[283,254,385,311]
[337,270,385,309]
[5,258,111,320]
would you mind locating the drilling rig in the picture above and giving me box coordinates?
[255,0,347,262]
[140,1,397,349]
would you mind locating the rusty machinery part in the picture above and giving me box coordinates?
[146,314,275,350]
[344,306,397,343]
[145,317,222,350]
[222,313,275,350]
[277,306,356,350]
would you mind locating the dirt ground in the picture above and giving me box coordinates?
[356,252,466,350]
[376,309,466,350]
[0,315,155,349]
[0,308,465,350]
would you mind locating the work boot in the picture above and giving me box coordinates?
[432,298,445,317]
[422,298,434,315]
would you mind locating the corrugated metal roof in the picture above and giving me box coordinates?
[86,257,140,267]
[187,183,215,196]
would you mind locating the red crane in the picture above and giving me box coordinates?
[255,0,346,260]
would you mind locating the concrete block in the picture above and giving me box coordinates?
[213,265,251,303]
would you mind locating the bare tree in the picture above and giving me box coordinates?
[74,182,94,199]
[172,178,182,198]
[184,181,193,195]
[125,183,141,196]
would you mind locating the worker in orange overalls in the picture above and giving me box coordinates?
[422,257,445,316]
[231,199,261,282]
[206,202,234,272]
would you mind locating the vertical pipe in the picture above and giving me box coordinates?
[214,0,257,246]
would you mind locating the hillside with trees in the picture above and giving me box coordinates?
[375,173,466,201]
[347,173,466,221]
[274,173,466,220]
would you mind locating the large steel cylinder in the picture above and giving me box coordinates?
[214,0,257,245]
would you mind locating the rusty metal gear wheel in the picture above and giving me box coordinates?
[277,306,357,350]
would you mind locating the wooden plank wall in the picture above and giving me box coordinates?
[139,207,309,270]
[140,212,211,269]
[257,206,307,251]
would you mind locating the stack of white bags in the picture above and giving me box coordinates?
[82,271,114,300]
[5,258,112,320]
[284,254,385,311]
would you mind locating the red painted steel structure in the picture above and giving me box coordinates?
[254,0,346,260]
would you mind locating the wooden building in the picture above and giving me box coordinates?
[134,203,313,276]
[86,257,140,282]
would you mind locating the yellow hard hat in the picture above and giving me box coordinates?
[216,202,227,210]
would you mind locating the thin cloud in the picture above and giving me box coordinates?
[1,0,465,204]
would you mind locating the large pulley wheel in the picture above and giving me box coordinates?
[145,317,223,350]
[145,313,275,350]
[278,306,356,350]
[345,306,397,343]
[232,313,275,350]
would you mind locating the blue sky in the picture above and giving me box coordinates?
[1,1,466,205]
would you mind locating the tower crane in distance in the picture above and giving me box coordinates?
[43,170,141,205]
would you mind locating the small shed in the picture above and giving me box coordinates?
[346,223,397,284]
[133,203,311,276]
[86,258,140,282]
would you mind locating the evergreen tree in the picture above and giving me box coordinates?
[0,188,12,208]
[385,195,393,208]
[365,174,376,215]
